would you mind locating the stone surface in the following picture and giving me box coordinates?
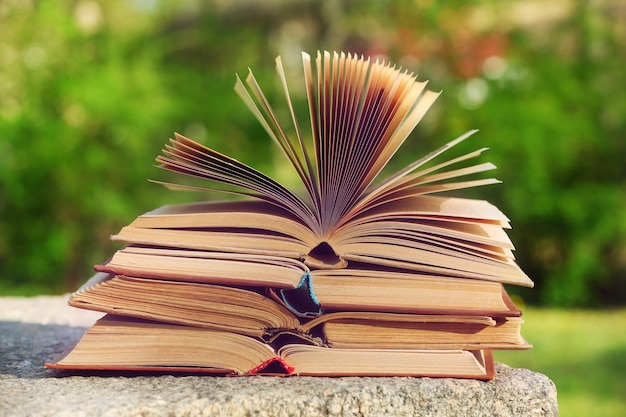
[0,295,558,417]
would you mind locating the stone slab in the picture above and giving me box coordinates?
[0,295,558,417]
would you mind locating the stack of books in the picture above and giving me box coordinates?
[46,51,533,380]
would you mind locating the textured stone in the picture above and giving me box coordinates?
[0,295,558,417]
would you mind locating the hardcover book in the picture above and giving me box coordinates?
[49,315,496,379]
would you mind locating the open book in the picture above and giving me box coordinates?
[47,315,496,379]
[93,248,522,317]
[67,272,529,350]
[112,50,533,288]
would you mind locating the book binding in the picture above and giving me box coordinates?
[278,272,323,317]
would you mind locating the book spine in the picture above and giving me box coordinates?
[246,357,295,376]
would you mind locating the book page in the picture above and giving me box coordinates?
[99,247,309,288]
[70,275,300,337]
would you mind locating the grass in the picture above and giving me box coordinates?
[494,308,626,417]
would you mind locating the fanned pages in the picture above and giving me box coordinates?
[152,51,532,287]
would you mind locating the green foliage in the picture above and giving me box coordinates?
[0,1,274,293]
[495,308,626,417]
[1,1,625,306]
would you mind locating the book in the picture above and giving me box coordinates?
[133,50,533,288]
[109,195,528,285]
[50,50,533,379]
[66,272,530,350]
[317,314,527,350]
[90,251,522,317]
[46,315,496,379]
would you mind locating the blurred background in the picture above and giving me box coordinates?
[1,0,624,415]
